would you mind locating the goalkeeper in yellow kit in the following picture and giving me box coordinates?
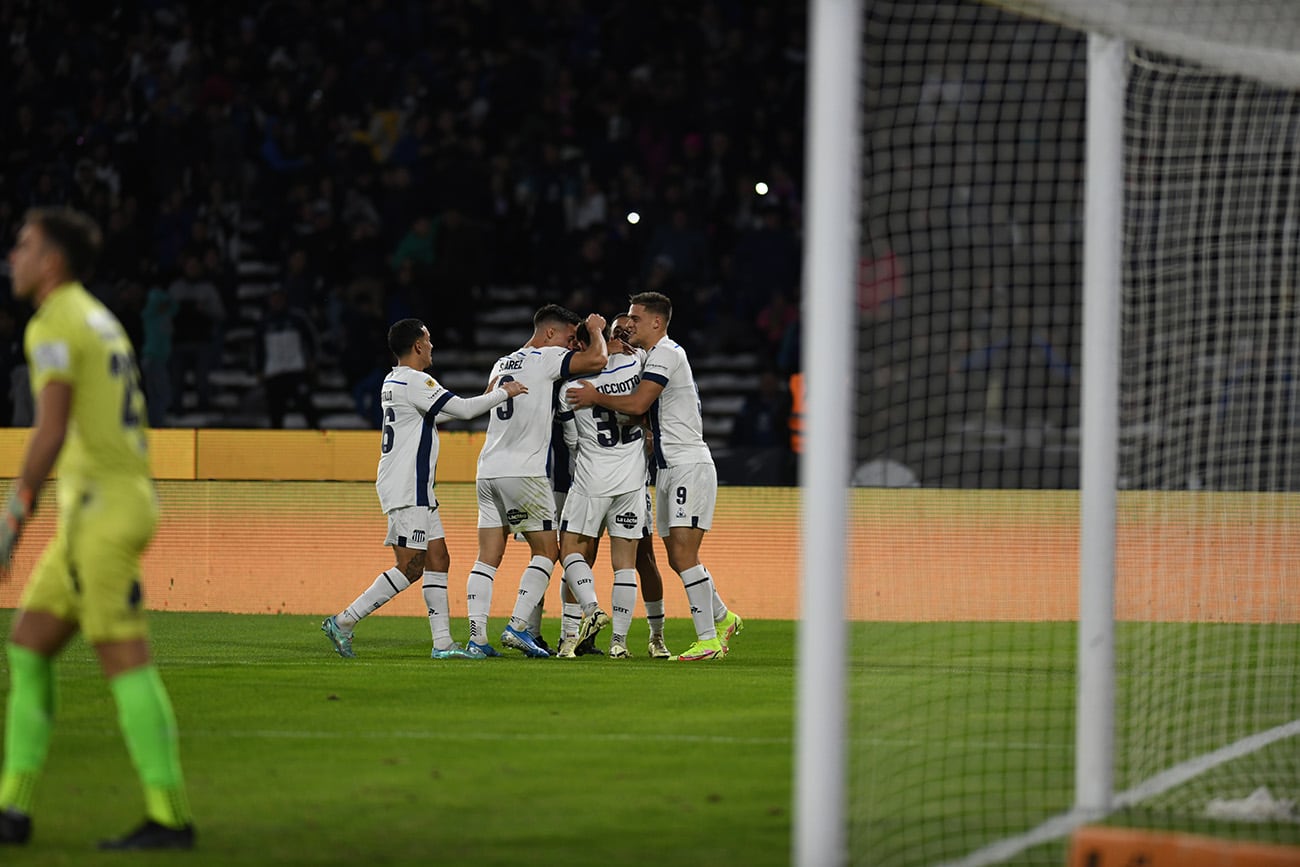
[0,207,194,850]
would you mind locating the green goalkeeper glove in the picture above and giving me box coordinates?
[1,485,34,568]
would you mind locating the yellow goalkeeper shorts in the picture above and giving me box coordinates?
[21,475,158,643]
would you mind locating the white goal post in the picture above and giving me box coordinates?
[795,1,861,864]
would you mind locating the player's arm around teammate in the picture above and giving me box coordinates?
[466,307,607,657]
[474,311,608,569]
[321,320,526,660]
[568,293,741,661]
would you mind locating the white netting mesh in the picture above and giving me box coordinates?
[853,4,1084,863]
[1116,44,1300,832]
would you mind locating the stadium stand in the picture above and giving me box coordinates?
[0,1,803,457]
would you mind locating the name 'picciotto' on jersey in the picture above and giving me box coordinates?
[640,338,713,469]
[559,351,646,498]
[477,345,574,480]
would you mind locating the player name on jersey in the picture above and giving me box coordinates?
[593,374,640,395]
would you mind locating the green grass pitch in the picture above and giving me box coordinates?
[1,612,1294,866]
[0,611,793,866]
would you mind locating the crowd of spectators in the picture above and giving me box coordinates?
[1,0,807,430]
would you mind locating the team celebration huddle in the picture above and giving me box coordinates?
[320,291,744,663]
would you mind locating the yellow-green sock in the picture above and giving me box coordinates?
[0,644,56,814]
[109,665,192,828]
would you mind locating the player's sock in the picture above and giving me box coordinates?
[422,570,454,649]
[109,665,192,829]
[679,565,718,640]
[466,561,497,645]
[611,569,637,646]
[0,644,55,813]
[704,566,730,622]
[338,567,409,629]
[561,601,582,640]
[561,553,599,610]
[508,556,553,631]
[644,598,666,638]
[526,598,545,638]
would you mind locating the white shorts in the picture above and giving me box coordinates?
[477,476,558,533]
[561,487,649,540]
[654,463,717,536]
[384,505,445,550]
[515,490,565,543]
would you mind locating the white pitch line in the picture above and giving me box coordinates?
[936,717,1300,867]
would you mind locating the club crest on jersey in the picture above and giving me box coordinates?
[426,378,436,388]
[614,511,638,529]
[411,529,426,543]
[506,508,529,524]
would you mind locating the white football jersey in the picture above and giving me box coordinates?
[559,351,647,498]
[477,345,575,479]
[376,366,458,513]
[641,336,713,469]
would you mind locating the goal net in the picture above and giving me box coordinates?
[842,2,1300,864]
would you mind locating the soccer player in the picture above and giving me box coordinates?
[321,319,527,659]
[0,207,195,849]
[567,291,743,662]
[554,316,669,659]
[513,332,585,653]
[467,304,609,658]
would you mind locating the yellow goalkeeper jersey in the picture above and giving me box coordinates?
[24,281,150,482]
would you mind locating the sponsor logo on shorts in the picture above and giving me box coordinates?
[675,507,687,519]
[614,511,638,529]
[506,508,529,524]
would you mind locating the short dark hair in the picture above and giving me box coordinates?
[25,207,102,282]
[629,291,672,325]
[388,318,426,358]
[574,321,590,347]
[533,303,581,330]
[607,314,631,340]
